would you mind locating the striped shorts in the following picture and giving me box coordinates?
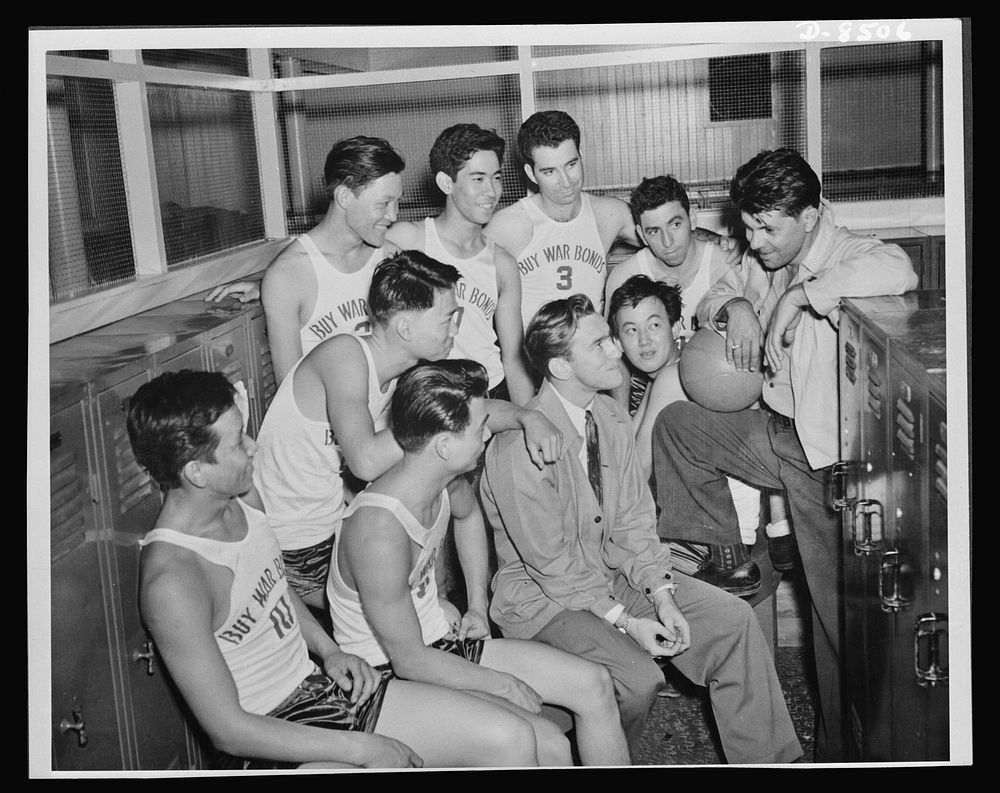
[210,665,391,770]
[281,535,336,598]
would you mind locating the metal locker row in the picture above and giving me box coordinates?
[48,294,273,770]
[834,290,948,762]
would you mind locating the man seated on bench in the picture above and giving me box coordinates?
[126,368,601,769]
[327,359,631,766]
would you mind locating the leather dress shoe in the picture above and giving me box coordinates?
[693,559,761,597]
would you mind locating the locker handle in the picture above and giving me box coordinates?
[879,550,914,612]
[830,461,857,511]
[59,704,88,747]
[852,499,883,556]
[132,640,157,676]
[914,613,948,687]
[50,431,63,451]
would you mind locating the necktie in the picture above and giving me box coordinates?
[585,409,603,507]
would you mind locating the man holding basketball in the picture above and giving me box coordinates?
[650,148,917,762]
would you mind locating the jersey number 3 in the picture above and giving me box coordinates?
[556,265,573,291]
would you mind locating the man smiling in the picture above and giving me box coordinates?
[651,148,918,761]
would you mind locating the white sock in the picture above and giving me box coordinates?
[766,518,791,538]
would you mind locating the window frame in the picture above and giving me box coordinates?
[38,36,950,344]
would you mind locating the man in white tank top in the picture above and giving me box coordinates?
[604,176,795,593]
[329,359,630,765]
[207,136,406,385]
[253,251,565,610]
[388,123,534,404]
[125,369,593,769]
[604,175,733,346]
[485,112,737,330]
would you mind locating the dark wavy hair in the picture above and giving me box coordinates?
[517,110,581,168]
[429,123,506,181]
[126,369,237,491]
[607,274,683,335]
[391,359,489,453]
[369,250,461,326]
[729,148,821,219]
[523,293,596,376]
[323,135,405,199]
[628,175,691,226]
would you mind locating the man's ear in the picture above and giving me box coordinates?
[182,459,206,489]
[395,315,413,342]
[433,433,451,461]
[523,162,538,186]
[333,183,353,210]
[636,223,648,247]
[434,171,454,196]
[547,356,571,382]
[688,207,698,230]
[801,205,819,233]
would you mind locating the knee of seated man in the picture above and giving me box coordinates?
[574,660,617,707]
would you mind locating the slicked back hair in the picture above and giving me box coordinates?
[126,369,237,491]
[523,293,596,376]
[368,250,461,326]
[390,359,489,453]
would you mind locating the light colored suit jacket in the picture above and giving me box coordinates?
[480,380,673,640]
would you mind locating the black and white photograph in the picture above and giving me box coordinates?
[28,20,972,775]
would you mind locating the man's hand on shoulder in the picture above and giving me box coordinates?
[516,408,563,468]
[694,227,743,265]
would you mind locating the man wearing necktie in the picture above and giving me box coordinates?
[480,293,802,764]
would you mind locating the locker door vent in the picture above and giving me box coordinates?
[895,393,916,461]
[114,422,156,514]
[50,443,87,561]
[934,421,947,501]
[258,341,276,409]
[844,340,857,385]
[866,367,883,419]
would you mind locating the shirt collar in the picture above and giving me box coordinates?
[798,199,835,276]
[550,384,594,439]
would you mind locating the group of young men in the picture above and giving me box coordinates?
[131,109,919,769]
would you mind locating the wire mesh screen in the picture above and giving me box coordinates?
[271,47,517,77]
[821,41,944,201]
[141,49,249,76]
[147,84,266,266]
[533,51,806,214]
[47,75,135,302]
[532,44,668,57]
[274,74,523,234]
[52,50,108,60]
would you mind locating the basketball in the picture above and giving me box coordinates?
[679,327,764,412]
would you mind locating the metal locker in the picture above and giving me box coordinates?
[837,292,948,763]
[91,367,195,770]
[50,383,128,771]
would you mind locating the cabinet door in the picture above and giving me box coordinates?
[50,400,126,771]
[885,355,930,760]
[93,371,195,769]
[205,322,254,435]
[849,329,895,761]
[922,390,950,760]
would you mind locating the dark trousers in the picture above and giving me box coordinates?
[651,401,845,761]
